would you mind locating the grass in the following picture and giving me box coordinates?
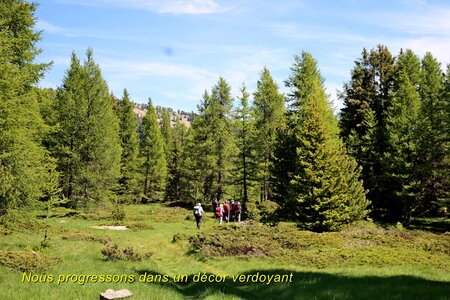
[0,203,449,300]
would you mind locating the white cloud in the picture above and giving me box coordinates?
[377,6,450,37]
[362,3,450,64]
[267,23,374,44]
[99,59,214,81]
[57,0,225,14]
[36,19,146,42]
[392,37,450,66]
[97,57,219,107]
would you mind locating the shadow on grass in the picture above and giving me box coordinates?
[409,218,450,233]
[135,269,449,300]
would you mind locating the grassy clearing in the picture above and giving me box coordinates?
[0,204,449,300]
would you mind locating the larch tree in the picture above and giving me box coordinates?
[116,88,140,202]
[416,53,449,216]
[209,78,236,203]
[234,84,257,218]
[0,0,55,215]
[187,91,216,204]
[161,107,174,167]
[253,67,286,203]
[179,125,204,204]
[186,79,236,205]
[384,49,422,224]
[54,49,121,207]
[140,98,167,202]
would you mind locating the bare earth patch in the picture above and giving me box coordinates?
[92,226,128,230]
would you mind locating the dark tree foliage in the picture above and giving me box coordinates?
[165,122,188,203]
[339,45,396,221]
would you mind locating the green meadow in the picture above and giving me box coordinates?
[0,204,449,300]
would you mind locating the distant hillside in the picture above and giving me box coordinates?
[133,103,193,128]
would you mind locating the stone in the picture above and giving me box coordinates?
[99,289,133,300]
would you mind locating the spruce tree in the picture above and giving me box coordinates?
[116,89,140,202]
[54,49,121,207]
[339,48,376,141]
[283,52,369,232]
[339,45,396,220]
[0,0,54,215]
[140,98,167,202]
[253,67,286,202]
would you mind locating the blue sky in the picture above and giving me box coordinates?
[35,0,450,112]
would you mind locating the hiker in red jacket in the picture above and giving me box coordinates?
[223,201,230,223]
[215,203,224,225]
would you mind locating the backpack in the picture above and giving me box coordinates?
[194,206,201,216]
[215,206,223,217]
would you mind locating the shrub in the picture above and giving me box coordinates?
[0,250,57,272]
[111,204,126,221]
[125,222,154,231]
[0,209,43,232]
[101,239,152,261]
[62,231,108,243]
[172,233,188,243]
[258,200,279,226]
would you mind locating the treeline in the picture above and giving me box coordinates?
[1,1,448,232]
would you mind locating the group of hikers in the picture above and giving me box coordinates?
[193,199,242,229]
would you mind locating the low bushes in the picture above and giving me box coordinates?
[189,222,450,269]
[101,239,152,261]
